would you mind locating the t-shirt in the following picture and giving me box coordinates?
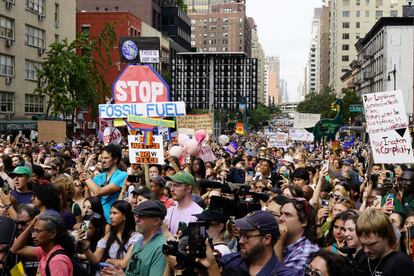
[165,201,203,235]
[11,189,33,205]
[93,169,127,224]
[125,231,166,276]
[359,251,414,276]
[34,245,73,276]
[97,232,143,259]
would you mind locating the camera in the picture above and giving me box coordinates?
[162,240,179,256]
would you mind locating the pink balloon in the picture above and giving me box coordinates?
[178,134,190,146]
[185,139,199,155]
[195,129,207,144]
[169,145,184,158]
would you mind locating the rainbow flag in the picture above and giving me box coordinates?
[144,130,153,146]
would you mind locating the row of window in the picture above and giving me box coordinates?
[351,0,399,5]
[0,92,44,113]
[342,33,361,40]
[0,17,45,48]
[0,54,42,79]
[342,10,398,17]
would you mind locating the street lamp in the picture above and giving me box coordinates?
[387,64,397,90]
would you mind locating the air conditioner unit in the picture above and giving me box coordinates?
[38,14,44,22]
[5,77,12,85]
[37,48,45,55]
[5,39,13,48]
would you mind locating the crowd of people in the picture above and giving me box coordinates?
[1,130,414,276]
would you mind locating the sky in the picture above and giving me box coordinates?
[246,0,323,102]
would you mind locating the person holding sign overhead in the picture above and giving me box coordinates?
[80,144,127,224]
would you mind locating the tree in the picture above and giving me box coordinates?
[247,103,273,129]
[35,23,116,133]
[296,87,337,118]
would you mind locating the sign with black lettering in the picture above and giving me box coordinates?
[363,90,414,163]
[128,135,164,164]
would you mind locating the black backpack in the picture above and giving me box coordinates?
[45,249,90,276]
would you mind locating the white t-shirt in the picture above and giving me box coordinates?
[165,201,203,235]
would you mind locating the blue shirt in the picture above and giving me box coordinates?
[221,252,297,276]
[93,169,127,224]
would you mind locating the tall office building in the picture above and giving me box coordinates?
[265,57,280,105]
[329,0,407,95]
[318,5,330,91]
[279,79,288,103]
[184,0,244,13]
[189,1,251,56]
[307,8,321,94]
[248,17,265,105]
[76,0,163,31]
[0,1,75,130]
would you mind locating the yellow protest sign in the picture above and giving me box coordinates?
[10,262,25,276]
[127,115,175,128]
[113,119,126,127]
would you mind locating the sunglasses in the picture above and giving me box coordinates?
[16,219,31,226]
[330,194,350,203]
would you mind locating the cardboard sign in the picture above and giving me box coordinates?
[103,127,122,146]
[128,135,164,164]
[99,102,186,118]
[113,65,169,104]
[267,132,288,148]
[37,121,66,142]
[127,114,175,128]
[176,114,213,134]
[363,90,414,164]
[289,128,314,142]
[293,112,321,129]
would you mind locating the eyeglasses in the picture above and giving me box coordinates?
[330,194,350,203]
[304,264,323,276]
[240,231,262,241]
[31,228,48,235]
[16,219,31,226]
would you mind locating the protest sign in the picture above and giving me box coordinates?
[128,135,164,164]
[363,90,414,164]
[37,121,66,142]
[267,132,288,148]
[103,127,122,146]
[176,114,213,134]
[289,128,314,142]
[236,122,245,135]
[127,114,175,128]
[293,112,321,129]
[98,102,186,119]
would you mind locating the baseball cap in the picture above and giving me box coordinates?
[10,166,32,177]
[150,175,166,187]
[133,200,167,219]
[165,171,195,187]
[194,209,228,223]
[234,210,279,237]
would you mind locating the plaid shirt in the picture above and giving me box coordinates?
[283,236,319,276]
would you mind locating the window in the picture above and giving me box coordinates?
[342,55,349,62]
[357,0,360,5]
[366,0,370,4]
[25,60,42,80]
[376,0,383,5]
[25,94,44,113]
[342,44,349,50]
[343,22,350,28]
[55,3,59,23]
[342,11,350,17]
[81,25,90,37]
[390,10,398,17]
[0,92,13,113]
[26,0,45,15]
[376,10,383,18]
[366,11,370,17]
[0,54,13,76]
[356,11,361,17]
[356,33,360,39]
[0,16,14,39]
[343,0,350,6]
[356,22,360,28]
[25,25,45,48]
[342,33,350,39]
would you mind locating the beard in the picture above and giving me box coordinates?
[240,242,265,262]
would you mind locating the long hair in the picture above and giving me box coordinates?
[190,157,206,179]
[89,213,106,252]
[84,196,105,219]
[308,250,355,276]
[103,200,135,260]
[38,211,75,256]
[324,211,348,247]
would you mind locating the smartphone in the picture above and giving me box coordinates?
[98,262,115,269]
[127,175,140,183]
[386,196,394,207]
[81,220,89,234]
[321,199,329,208]
[188,221,207,258]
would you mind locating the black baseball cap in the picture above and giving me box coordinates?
[194,209,228,223]
[234,210,279,238]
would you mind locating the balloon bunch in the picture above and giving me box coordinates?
[169,130,207,166]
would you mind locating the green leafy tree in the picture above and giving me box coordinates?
[247,103,273,129]
[342,89,362,124]
[296,87,337,118]
[35,23,116,133]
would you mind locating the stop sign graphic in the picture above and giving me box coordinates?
[112,65,170,104]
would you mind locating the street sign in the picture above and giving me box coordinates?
[349,104,364,113]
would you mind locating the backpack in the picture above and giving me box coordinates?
[45,249,90,276]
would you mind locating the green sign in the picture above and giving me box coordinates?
[349,105,364,113]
